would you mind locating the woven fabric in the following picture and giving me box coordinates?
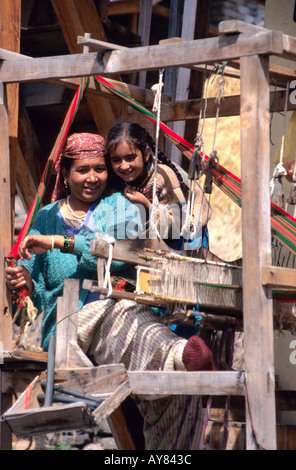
[77,298,204,450]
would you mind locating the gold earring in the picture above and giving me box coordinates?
[64,180,68,189]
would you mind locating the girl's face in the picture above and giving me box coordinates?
[109,140,149,184]
[63,156,108,207]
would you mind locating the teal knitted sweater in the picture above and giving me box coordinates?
[19,192,144,350]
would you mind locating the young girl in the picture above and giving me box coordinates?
[105,121,211,249]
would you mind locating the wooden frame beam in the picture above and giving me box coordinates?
[127,370,245,396]
[262,265,296,289]
[240,54,276,450]
[51,0,125,135]
[0,30,285,84]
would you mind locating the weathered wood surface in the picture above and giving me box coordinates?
[54,367,246,397]
[54,364,128,396]
[262,265,296,289]
[240,53,276,450]
[0,82,12,351]
[56,278,93,369]
[51,0,124,137]
[0,31,285,83]
[127,370,245,396]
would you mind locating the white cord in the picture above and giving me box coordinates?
[102,234,115,297]
[150,70,164,239]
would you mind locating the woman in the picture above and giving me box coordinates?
[5,132,143,351]
[6,132,215,450]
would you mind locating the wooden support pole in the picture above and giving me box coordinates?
[0,81,12,451]
[137,0,153,88]
[240,54,277,450]
[0,31,284,84]
[0,82,12,351]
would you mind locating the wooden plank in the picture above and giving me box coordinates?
[77,36,127,51]
[137,0,153,88]
[15,141,37,211]
[0,82,12,351]
[51,0,124,135]
[2,349,47,363]
[0,48,30,60]
[219,19,267,35]
[92,380,132,424]
[127,371,245,396]
[262,265,296,289]
[54,367,245,397]
[282,34,296,62]
[0,31,285,84]
[0,0,21,247]
[169,0,198,165]
[240,54,277,450]
[51,0,106,53]
[53,364,126,390]
[107,406,139,451]
[56,279,92,369]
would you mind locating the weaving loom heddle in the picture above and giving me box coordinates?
[89,236,296,334]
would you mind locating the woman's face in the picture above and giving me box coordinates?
[109,140,148,184]
[64,156,108,207]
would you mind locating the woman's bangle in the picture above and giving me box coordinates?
[50,235,55,253]
[60,235,75,253]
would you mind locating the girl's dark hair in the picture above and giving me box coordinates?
[105,122,188,197]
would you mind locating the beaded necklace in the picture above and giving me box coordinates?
[66,196,86,220]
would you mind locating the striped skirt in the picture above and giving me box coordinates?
[77,298,203,450]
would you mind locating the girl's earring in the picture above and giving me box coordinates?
[64,180,68,189]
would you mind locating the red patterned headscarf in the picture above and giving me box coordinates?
[51,132,106,202]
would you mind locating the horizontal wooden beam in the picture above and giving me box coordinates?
[54,367,245,396]
[127,370,245,396]
[0,31,285,84]
[77,35,127,51]
[262,265,296,289]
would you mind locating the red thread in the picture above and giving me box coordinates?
[24,385,32,410]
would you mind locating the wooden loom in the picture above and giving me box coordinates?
[85,236,296,333]
[3,15,296,450]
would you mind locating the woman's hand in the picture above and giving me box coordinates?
[5,265,34,294]
[124,186,151,209]
[18,234,53,260]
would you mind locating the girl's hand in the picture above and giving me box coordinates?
[5,265,33,294]
[124,186,151,209]
[18,235,53,260]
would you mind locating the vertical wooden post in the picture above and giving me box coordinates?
[0,0,21,236]
[0,82,12,351]
[137,0,153,89]
[170,0,198,165]
[240,54,277,450]
[0,82,12,451]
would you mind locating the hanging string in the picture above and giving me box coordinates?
[12,296,42,352]
[102,234,115,298]
[270,82,289,208]
[150,69,164,239]
[181,65,210,249]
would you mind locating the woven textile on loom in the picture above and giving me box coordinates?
[94,75,296,301]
